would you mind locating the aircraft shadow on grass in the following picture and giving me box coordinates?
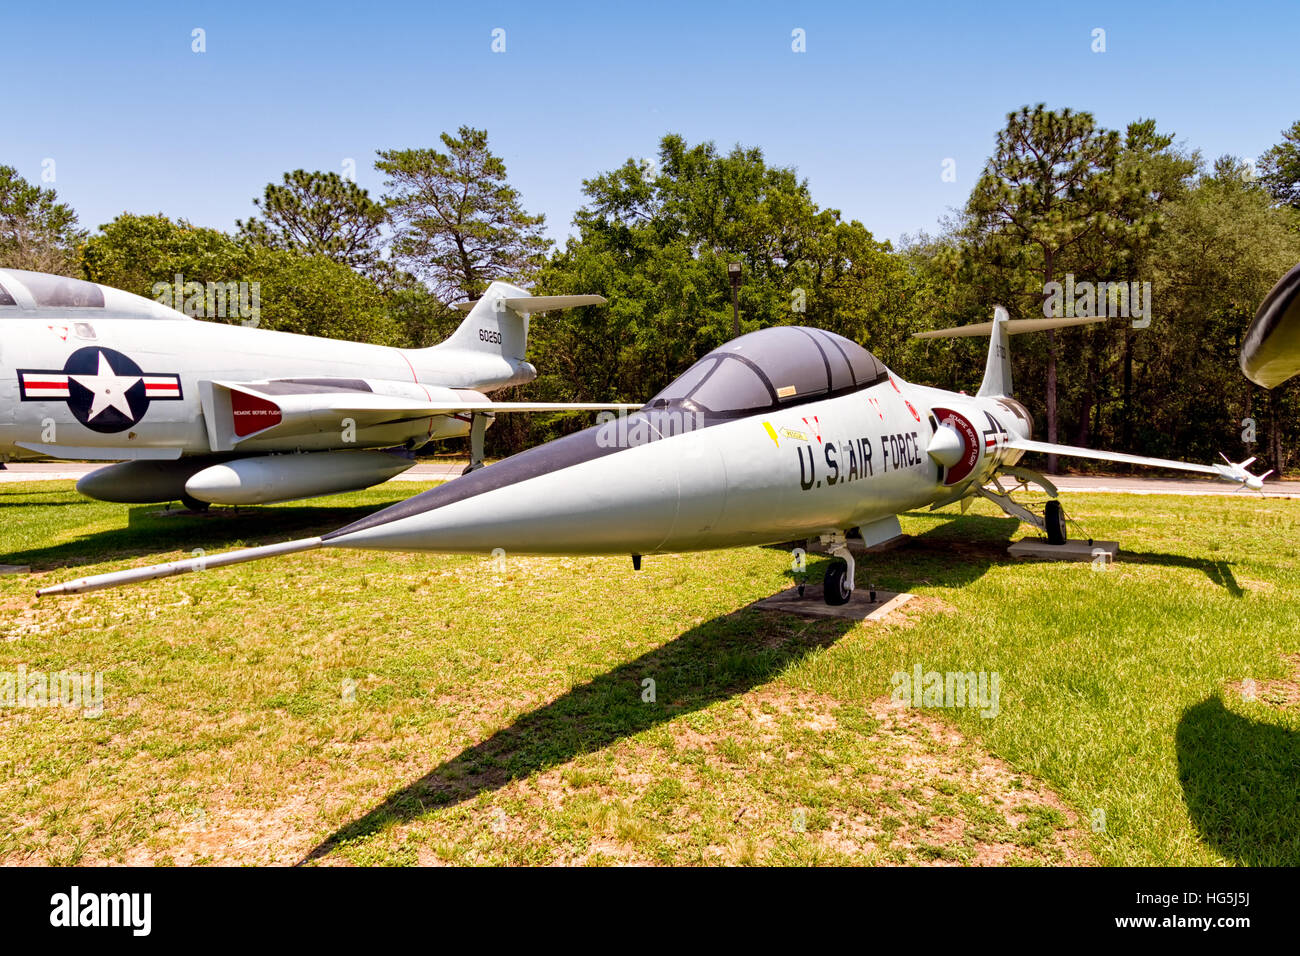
[301,601,859,863]
[882,512,1243,596]
[300,513,1251,861]
[300,518,1020,860]
[1176,696,1300,865]
[2,499,410,571]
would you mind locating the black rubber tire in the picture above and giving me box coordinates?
[180,494,211,513]
[823,558,852,606]
[1045,499,1067,545]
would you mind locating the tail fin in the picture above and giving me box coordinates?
[913,308,1107,398]
[437,281,606,363]
[980,306,1013,397]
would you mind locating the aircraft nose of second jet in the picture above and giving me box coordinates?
[321,415,719,556]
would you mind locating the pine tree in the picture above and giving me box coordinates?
[376,127,551,303]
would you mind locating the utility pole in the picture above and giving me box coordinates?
[727,261,742,338]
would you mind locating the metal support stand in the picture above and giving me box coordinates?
[462,412,492,475]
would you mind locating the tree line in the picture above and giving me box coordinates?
[3,111,1299,471]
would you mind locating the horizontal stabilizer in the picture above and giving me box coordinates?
[913,315,1107,339]
[452,294,607,313]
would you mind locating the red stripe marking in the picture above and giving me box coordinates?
[25,380,67,388]
[397,350,436,439]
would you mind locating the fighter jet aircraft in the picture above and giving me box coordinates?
[0,268,635,508]
[40,306,1269,604]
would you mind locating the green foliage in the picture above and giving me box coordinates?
[1132,164,1300,464]
[237,169,386,275]
[243,246,403,345]
[1259,120,1300,209]
[0,165,86,276]
[79,213,402,343]
[80,213,246,294]
[960,105,1148,454]
[510,133,906,455]
[377,127,551,302]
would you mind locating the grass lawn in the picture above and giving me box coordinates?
[1,479,1298,866]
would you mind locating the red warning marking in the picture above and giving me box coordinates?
[231,390,282,437]
[933,406,980,485]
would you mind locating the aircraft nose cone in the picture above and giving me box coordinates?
[322,415,688,555]
[926,423,965,468]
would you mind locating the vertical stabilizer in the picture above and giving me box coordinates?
[977,306,1012,397]
[438,281,532,363]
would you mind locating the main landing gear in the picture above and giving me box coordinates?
[977,466,1068,544]
[1044,499,1067,545]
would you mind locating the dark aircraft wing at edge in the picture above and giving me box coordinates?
[1241,262,1300,389]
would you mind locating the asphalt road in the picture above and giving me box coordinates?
[2,460,1298,498]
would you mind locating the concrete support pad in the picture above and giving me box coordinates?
[0,565,31,575]
[1008,538,1119,563]
[755,587,915,621]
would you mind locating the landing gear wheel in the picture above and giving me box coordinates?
[180,494,210,513]
[1045,499,1067,545]
[823,558,852,606]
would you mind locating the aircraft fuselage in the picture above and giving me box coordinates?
[0,317,532,462]
[321,372,1034,557]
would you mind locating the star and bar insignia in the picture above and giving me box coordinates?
[18,346,183,434]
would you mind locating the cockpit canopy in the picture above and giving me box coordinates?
[0,268,189,320]
[645,326,888,417]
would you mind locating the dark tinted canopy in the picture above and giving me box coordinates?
[646,326,888,416]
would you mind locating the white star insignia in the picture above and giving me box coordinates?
[70,351,141,422]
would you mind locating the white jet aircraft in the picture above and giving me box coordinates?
[0,268,636,508]
[41,307,1269,604]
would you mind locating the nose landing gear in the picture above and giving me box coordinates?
[818,531,855,606]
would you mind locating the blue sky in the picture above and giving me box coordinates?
[5,0,1297,248]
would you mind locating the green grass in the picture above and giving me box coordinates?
[1,479,1298,865]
